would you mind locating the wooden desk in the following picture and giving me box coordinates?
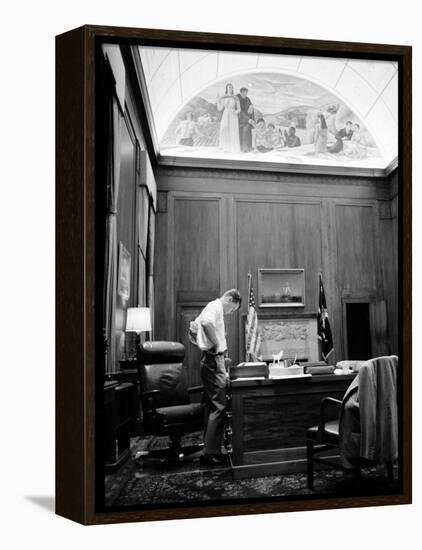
[116,362,143,435]
[104,381,137,472]
[229,374,356,479]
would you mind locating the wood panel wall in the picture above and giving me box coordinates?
[379,169,399,354]
[174,199,221,292]
[114,117,138,361]
[107,49,158,367]
[154,167,399,384]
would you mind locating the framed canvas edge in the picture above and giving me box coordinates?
[55,24,412,526]
[86,492,411,525]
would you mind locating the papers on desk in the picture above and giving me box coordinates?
[231,374,313,382]
[269,364,305,377]
[269,373,312,380]
[233,376,266,382]
[236,362,267,368]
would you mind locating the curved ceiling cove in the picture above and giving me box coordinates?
[138,46,398,171]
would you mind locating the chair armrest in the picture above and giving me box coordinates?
[187,385,204,394]
[319,397,342,436]
[140,389,160,398]
[140,389,160,413]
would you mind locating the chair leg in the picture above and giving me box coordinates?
[385,461,394,483]
[307,439,314,490]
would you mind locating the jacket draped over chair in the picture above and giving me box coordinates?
[339,355,398,468]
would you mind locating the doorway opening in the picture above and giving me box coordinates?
[345,302,372,360]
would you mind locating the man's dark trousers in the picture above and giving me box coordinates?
[200,352,227,454]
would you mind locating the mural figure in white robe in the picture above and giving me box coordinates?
[217,83,241,153]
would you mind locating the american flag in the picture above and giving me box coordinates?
[245,274,262,361]
[318,274,334,361]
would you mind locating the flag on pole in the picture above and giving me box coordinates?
[318,274,334,362]
[245,273,262,361]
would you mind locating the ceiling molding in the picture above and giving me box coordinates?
[384,156,399,177]
[158,154,387,178]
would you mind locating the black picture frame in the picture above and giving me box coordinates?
[56,25,412,525]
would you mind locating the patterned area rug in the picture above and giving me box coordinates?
[105,433,399,508]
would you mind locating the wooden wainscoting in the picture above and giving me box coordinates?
[154,168,397,367]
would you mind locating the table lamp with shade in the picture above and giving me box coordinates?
[125,307,151,359]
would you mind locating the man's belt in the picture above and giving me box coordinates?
[204,350,225,357]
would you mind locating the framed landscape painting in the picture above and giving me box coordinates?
[56,25,411,525]
[258,268,305,307]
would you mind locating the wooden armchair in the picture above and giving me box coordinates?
[306,356,398,490]
[306,397,345,490]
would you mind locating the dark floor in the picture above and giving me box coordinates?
[105,433,399,508]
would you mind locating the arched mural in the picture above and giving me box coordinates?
[160,72,381,166]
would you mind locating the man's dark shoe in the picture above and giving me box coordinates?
[199,453,228,466]
[214,452,229,463]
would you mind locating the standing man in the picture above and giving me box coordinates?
[236,87,254,152]
[195,289,242,465]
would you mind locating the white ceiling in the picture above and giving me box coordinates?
[138,46,398,171]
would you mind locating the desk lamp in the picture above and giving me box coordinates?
[125,307,151,358]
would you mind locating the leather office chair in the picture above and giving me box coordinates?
[136,341,204,462]
[306,355,398,490]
